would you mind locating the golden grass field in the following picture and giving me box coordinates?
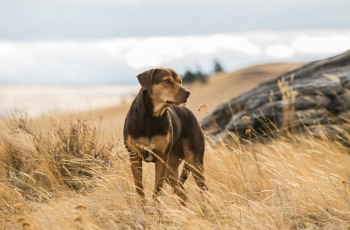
[1,63,350,229]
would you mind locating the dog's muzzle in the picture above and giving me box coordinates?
[166,90,190,105]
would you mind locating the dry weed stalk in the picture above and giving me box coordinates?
[277,75,297,135]
[242,115,264,193]
[342,180,349,197]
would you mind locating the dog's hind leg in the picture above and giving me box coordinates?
[182,159,208,191]
[189,160,208,191]
[182,143,208,191]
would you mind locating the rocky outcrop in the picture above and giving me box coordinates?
[201,50,350,143]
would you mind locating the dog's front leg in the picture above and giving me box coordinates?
[153,157,167,199]
[166,151,187,204]
[130,154,145,200]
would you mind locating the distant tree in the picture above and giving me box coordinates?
[213,59,224,73]
[195,69,208,83]
[182,70,196,83]
[182,68,208,84]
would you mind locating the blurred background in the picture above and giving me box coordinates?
[0,0,349,116]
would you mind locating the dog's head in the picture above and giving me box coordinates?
[137,67,190,115]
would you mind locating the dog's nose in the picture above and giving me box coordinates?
[185,90,190,97]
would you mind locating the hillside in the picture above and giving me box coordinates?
[84,62,303,133]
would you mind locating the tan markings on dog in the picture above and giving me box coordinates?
[127,134,171,161]
[175,75,182,84]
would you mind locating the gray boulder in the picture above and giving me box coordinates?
[201,50,350,144]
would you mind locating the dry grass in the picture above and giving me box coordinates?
[0,110,349,229]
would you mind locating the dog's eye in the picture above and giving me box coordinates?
[163,79,171,84]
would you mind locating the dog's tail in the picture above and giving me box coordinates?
[180,164,190,184]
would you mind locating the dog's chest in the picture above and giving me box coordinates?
[127,134,171,162]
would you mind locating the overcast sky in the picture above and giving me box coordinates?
[0,0,349,84]
[1,0,350,40]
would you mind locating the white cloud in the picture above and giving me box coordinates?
[126,37,185,69]
[0,30,349,84]
[292,32,350,54]
[125,34,261,69]
[265,44,294,58]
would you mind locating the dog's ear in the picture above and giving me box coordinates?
[137,69,155,90]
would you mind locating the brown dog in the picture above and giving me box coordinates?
[123,67,207,203]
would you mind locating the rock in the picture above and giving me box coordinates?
[201,50,350,142]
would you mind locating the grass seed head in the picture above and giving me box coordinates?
[242,115,250,121]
